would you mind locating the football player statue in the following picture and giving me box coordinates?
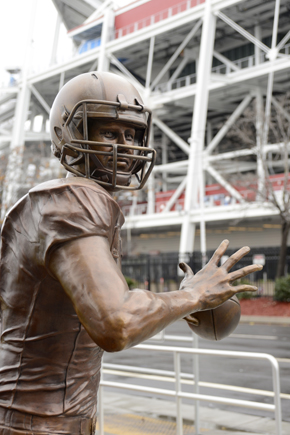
[0,72,262,435]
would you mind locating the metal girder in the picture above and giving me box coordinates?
[149,56,290,108]
[150,19,202,90]
[215,11,270,54]
[272,97,290,122]
[180,0,216,256]
[277,30,290,53]
[168,57,189,85]
[145,37,155,88]
[123,201,278,230]
[206,93,253,154]
[29,85,51,115]
[109,54,145,91]
[153,116,190,155]
[153,160,188,174]
[98,7,114,72]
[205,164,245,203]
[213,50,240,72]
[89,58,99,72]
[162,177,187,213]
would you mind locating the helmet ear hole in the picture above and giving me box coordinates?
[54,127,62,140]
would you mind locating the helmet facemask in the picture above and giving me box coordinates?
[59,97,156,191]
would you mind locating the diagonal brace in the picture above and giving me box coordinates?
[109,54,145,91]
[216,11,269,55]
[153,116,190,155]
[213,50,240,72]
[206,94,253,155]
[150,19,202,90]
[163,177,187,212]
[29,84,50,115]
[276,30,290,52]
[205,164,245,203]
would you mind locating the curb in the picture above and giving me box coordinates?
[240,315,290,324]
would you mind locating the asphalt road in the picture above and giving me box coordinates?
[102,320,290,422]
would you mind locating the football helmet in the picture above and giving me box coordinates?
[50,71,156,191]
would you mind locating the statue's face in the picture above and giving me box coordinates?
[89,120,136,172]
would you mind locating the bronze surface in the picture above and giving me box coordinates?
[0,72,262,434]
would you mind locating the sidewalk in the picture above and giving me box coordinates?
[97,317,290,434]
[96,391,290,434]
[240,315,290,325]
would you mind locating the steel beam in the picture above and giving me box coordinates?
[206,94,252,154]
[153,116,190,155]
[150,20,202,90]
[50,12,62,66]
[149,56,290,108]
[168,57,190,85]
[213,50,240,72]
[153,160,188,174]
[29,84,51,115]
[272,97,290,122]
[215,11,269,54]
[59,71,65,90]
[145,37,155,88]
[180,0,216,256]
[277,30,290,52]
[89,58,99,72]
[123,202,277,230]
[205,164,244,202]
[109,54,145,91]
[98,7,114,72]
[163,177,187,213]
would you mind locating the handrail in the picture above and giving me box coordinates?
[98,343,282,435]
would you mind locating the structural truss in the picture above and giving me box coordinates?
[1,0,290,256]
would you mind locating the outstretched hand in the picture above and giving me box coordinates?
[179,239,262,313]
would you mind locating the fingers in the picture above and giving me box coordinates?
[209,239,229,265]
[184,315,199,326]
[233,284,258,293]
[229,264,263,282]
[179,262,194,277]
[222,246,250,271]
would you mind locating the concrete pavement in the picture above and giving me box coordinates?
[96,391,290,434]
[96,316,290,435]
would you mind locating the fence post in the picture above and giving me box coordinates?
[174,352,183,435]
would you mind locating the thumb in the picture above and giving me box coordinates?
[184,314,199,326]
[179,262,194,278]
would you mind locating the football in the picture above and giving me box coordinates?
[185,295,241,341]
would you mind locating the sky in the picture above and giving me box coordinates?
[0,0,136,86]
[0,0,72,85]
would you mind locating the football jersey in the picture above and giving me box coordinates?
[0,177,124,418]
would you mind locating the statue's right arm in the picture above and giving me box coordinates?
[49,235,262,352]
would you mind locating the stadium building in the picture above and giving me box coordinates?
[1,0,290,285]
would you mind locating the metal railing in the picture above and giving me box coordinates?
[155,42,290,93]
[115,0,205,39]
[98,343,282,435]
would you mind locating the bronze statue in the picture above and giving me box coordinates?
[0,72,262,435]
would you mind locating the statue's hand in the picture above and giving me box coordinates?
[178,239,262,312]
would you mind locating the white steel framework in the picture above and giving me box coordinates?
[1,0,290,256]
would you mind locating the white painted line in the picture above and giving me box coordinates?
[103,369,290,400]
[231,334,278,340]
[276,358,290,363]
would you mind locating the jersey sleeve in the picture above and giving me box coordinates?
[34,185,120,268]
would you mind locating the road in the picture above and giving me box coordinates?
[102,320,290,422]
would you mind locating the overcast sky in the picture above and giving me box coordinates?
[0,0,136,85]
[0,0,85,84]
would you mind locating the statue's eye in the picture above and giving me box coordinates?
[126,132,134,141]
[104,131,115,139]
